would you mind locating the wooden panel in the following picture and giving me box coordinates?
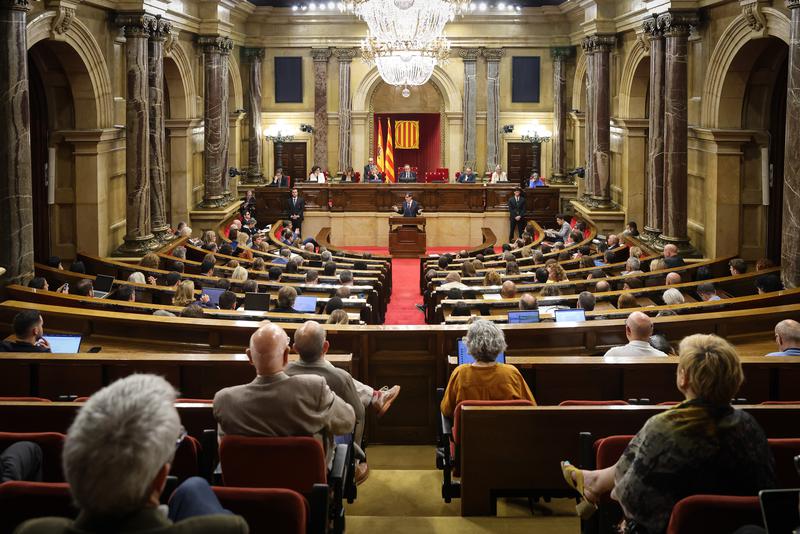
[38,363,103,398]
[0,361,32,397]
[506,142,534,185]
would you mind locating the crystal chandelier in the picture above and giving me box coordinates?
[362,35,450,87]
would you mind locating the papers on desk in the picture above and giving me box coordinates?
[482,294,502,300]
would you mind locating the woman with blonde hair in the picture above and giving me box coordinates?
[236,232,253,260]
[230,266,249,282]
[172,280,197,307]
[326,309,350,325]
[649,258,666,272]
[560,334,774,532]
[617,293,639,309]
[629,246,643,259]
[139,252,160,270]
[547,262,568,283]
[483,269,503,286]
[202,230,217,247]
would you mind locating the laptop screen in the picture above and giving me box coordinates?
[201,287,225,307]
[594,259,605,267]
[294,296,318,313]
[43,334,82,354]
[555,309,587,323]
[508,310,540,324]
[94,275,114,293]
[244,292,270,311]
[759,489,800,534]
[457,338,505,365]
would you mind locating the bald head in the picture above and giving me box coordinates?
[500,281,517,299]
[625,311,654,342]
[595,280,611,293]
[445,272,461,283]
[247,323,291,376]
[665,272,682,286]
[293,320,329,363]
[775,319,800,351]
[663,244,678,257]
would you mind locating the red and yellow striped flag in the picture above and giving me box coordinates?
[395,120,419,149]
[376,120,385,174]
[384,118,395,183]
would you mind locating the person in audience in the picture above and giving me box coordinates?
[139,253,160,270]
[0,311,51,352]
[268,266,283,281]
[440,320,535,417]
[272,286,300,314]
[172,246,187,261]
[649,258,666,272]
[218,291,238,312]
[490,164,507,183]
[483,270,502,286]
[230,266,248,283]
[519,293,538,310]
[439,272,469,292]
[171,261,185,274]
[198,258,215,278]
[766,319,800,356]
[622,221,639,237]
[213,323,354,464]
[500,281,517,299]
[648,334,673,355]
[662,243,685,268]
[1,440,42,483]
[335,286,351,299]
[603,312,667,358]
[504,261,520,276]
[114,285,136,303]
[305,270,320,285]
[595,280,611,293]
[251,257,266,272]
[202,230,217,248]
[273,248,291,265]
[697,282,721,301]
[322,261,337,277]
[16,374,247,533]
[535,268,549,284]
[461,260,477,279]
[755,258,774,271]
[662,288,685,306]
[326,309,349,325]
[622,257,642,276]
[557,251,571,262]
[579,257,595,270]
[544,214,571,242]
[323,297,344,315]
[539,285,561,298]
[241,280,258,294]
[622,277,643,291]
[173,280,208,307]
[586,269,605,280]
[71,279,94,297]
[664,272,682,286]
[339,270,354,286]
[617,293,639,310]
[128,272,146,285]
[69,260,86,274]
[563,334,775,532]
[606,234,623,251]
[546,261,568,283]
[755,274,782,294]
[181,303,205,318]
[28,277,49,291]
[215,279,231,291]
[47,256,64,270]
[165,272,182,288]
[729,258,747,276]
[577,291,596,313]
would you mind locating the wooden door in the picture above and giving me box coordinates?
[280,142,307,186]
[29,57,51,262]
[507,142,534,186]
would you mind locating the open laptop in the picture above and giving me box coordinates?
[201,287,225,307]
[759,489,800,534]
[92,275,115,298]
[294,296,318,313]
[508,310,540,324]
[555,308,587,323]
[457,338,505,365]
[43,334,82,354]
[244,292,270,312]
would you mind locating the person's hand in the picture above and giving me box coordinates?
[200,294,210,304]
[56,283,68,294]
[35,337,50,350]
[515,216,521,221]
[147,275,157,285]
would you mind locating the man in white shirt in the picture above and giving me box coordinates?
[439,272,470,291]
[603,312,668,359]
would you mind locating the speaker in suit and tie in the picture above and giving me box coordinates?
[507,187,526,241]
[287,189,305,234]
[398,165,417,183]
[396,193,422,217]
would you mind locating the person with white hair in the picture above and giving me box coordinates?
[662,288,685,306]
[230,266,248,282]
[766,319,800,356]
[440,319,536,417]
[603,312,669,359]
[16,374,247,533]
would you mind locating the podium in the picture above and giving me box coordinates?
[388,217,426,258]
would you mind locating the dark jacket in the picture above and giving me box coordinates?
[457,173,477,183]
[287,196,305,221]
[508,195,526,219]
[0,340,51,353]
[397,171,417,183]
[398,200,422,217]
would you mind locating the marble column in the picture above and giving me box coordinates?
[589,34,615,209]
[484,49,504,172]
[311,48,331,170]
[581,38,595,199]
[243,47,264,183]
[336,49,356,173]
[782,0,800,288]
[643,14,666,242]
[658,11,698,252]
[148,17,172,242]
[460,48,480,169]
[220,45,231,201]
[0,0,33,283]
[550,47,573,183]
[116,13,157,254]
[199,35,233,208]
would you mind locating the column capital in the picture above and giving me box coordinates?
[642,13,662,37]
[482,48,505,61]
[198,35,233,55]
[584,34,616,53]
[657,10,700,36]
[550,46,574,60]
[787,0,800,9]
[115,12,158,37]
[311,47,332,62]
[458,48,481,61]
[3,0,31,12]
[334,48,358,62]
[242,47,265,60]
[149,16,172,41]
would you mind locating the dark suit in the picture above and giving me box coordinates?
[507,195,526,241]
[364,164,379,179]
[664,255,686,268]
[270,175,289,187]
[287,196,304,233]
[397,170,417,183]
[398,200,421,217]
[457,173,477,183]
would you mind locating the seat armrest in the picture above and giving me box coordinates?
[330,443,348,487]
[199,429,219,483]
[440,413,453,439]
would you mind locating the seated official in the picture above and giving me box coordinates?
[490,164,507,183]
[365,168,383,182]
[270,167,289,187]
[766,319,800,356]
[457,166,477,183]
[527,172,546,188]
[394,193,422,217]
[561,334,775,532]
[213,323,355,463]
[0,310,51,353]
[272,286,301,314]
[340,167,357,183]
[308,165,325,183]
[440,319,536,417]
[397,164,417,183]
[1,441,42,483]
[16,374,248,533]
[363,157,380,181]
[603,312,668,359]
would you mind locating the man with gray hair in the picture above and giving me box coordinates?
[320,250,333,262]
[339,270,354,286]
[16,374,247,533]
[603,312,668,359]
[766,319,800,356]
[274,248,291,265]
[622,257,642,275]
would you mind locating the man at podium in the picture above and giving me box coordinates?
[394,192,422,217]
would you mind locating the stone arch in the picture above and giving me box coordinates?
[164,41,196,119]
[701,8,790,128]
[618,43,650,119]
[27,11,113,129]
[571,51,587,111]
[352,65,460,113]
[227,52,244,111]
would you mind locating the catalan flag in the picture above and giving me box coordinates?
[384,118,395,183]
[395,120,419,149]
[376,119,385,174]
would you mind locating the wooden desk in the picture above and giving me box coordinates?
[388,216,426,258]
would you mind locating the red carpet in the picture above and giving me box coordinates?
[341,246,469,325]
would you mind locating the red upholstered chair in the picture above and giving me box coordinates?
[666,495,762,534]
[0,397,51,402]
[559,400,629,406]
[354,171,361,183]
[570,217,577,228]
[0,432,66,482]
[0,481,74,534]
[212,486,308,534]
[454,171,462,182]
[768,438,800,488]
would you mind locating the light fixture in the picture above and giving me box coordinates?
[309,2,316,9]
[521,123,552,144]
[478,2,487,10]
[292,4,298,10]
[362,35,450,86]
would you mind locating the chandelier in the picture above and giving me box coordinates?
[362,35,450,87]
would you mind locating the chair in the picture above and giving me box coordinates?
[171,435,202,482]
[219,435,347,534]
[354,171,361,183]
[768,438,800,488]
[0,481,74,534]
[559,400,629,406]
[666,495,762,534]
[213,486,308,534]
[0,432,66,482]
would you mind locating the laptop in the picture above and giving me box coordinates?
[594,259,605,267]
[92,275,115,298]
[294,296,318,313]
[201,287,225,307]
[244,292,270,312]
[555,308,587,323]
[457,338,505,365]
[508,310,540,324]
[759,489,800,534]
[43,334,82,354]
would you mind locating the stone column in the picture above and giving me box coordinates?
[0,0,33,283]
[657,11,698,252]
[484,49,504,172]
[589,34,615,209]
[311,48,331,170]
[242,47,264,183]
[581,38,595,199]
[116,13,157,254]
[550,47,573,183]
[336,48,356,173]
[460,48,480,169]
[643,14,666,242]
[220,44,231,201]
[148,17,172,242]
[782,0,800,288]
[199,35,233,208]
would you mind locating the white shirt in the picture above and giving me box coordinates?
[309,172,325,183]
[491,171,508,183]
[603,340,668,359]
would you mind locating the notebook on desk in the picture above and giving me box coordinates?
[92,275,114,298]
[457,338,505,365]
[43,334,82,354]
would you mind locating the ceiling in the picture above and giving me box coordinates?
[251,0,566,9]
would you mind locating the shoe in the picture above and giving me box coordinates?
[561,461,598,520]
[374,385,401,418]
[355,462,370,485]
[415,304,426,313]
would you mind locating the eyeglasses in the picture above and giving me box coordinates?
[175,426,187,450]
